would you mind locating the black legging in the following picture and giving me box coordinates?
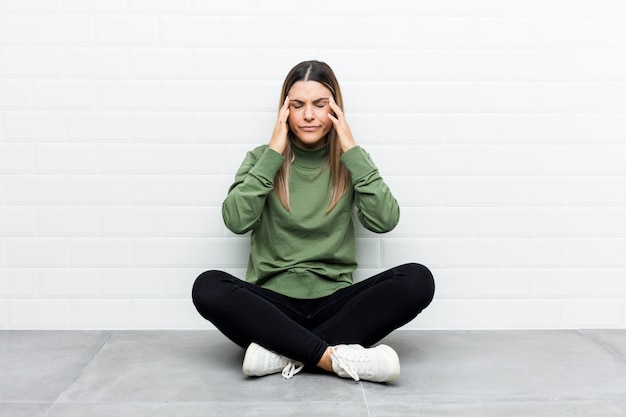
[192,263,435,366]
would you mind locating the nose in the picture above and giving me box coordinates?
[303,104,314,121]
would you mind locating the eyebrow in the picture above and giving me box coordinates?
[289,98,330,105]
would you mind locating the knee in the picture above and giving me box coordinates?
[398,262,435,307]
[191,270,229,308]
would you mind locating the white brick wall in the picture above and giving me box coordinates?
[1,0,625,330]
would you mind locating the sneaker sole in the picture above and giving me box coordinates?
[242,342,262,376]
[375,344,401,383]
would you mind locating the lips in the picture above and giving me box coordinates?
[300,126,320,132]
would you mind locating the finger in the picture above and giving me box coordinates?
[328,96,343,118]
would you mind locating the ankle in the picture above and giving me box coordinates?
[316,347,334,372]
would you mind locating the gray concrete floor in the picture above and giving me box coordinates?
[1,330,625,417]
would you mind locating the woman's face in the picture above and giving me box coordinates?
[287,80,334,149]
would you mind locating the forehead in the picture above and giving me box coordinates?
[287,80,332,99]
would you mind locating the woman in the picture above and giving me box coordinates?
[192,60,434,383]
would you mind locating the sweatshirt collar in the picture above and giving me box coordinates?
[292,140,328,168]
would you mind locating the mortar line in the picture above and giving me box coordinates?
[41,331,114,417]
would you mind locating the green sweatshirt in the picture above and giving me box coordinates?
[222,141,400,299]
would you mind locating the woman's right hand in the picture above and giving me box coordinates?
[268,96,290,154]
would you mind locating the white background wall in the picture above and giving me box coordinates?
[1,0,625,330]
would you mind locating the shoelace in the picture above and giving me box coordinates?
[281,361,304,379]
[329,348,369,382]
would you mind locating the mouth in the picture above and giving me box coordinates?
[300,126,321,132]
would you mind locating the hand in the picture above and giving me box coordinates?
[268,96,290,154]
[328,96,356,153]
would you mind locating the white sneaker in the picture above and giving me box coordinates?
[242,342,304,379]
[329,344,400,383]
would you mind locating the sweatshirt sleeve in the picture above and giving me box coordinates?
[222,146,285,234]
[340,146,400,233]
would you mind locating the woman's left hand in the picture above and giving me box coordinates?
[328,96,357,153]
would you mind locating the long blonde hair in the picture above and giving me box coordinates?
[274,60,351,213]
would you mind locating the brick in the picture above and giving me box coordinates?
[431,268,474,299]
[473,146,535,176]
[355,238,380,268]
[97,81,160,110]
[567,177,626,206]
[159,16,223,46]
[70,238,132,267]
[34,80,96,109]
[9,300,69,329]
[39,268,100,297]
[193,175,231,206]
[443,177,504,207]
[443,50,506,80]
[502,300,563,329]
[350,113,444,145]
[63,0,125,12]
[472,269,532,299]
[2,47,64,77]
[595,269,626,297]
[132,299,204,329]
[0,80,31,109]
[381,238,444,269]
[596,208,626,237]
[128,0,191,13]
[30,15,94,45]
[161,207,223,237]
[532,269,594,298]
[160,81,225,110]
[161,268,201,297]
[3,111,65,141]
[132,175,194,205]
[434,300,502,329]
[366,145,415,176]
[133,237,195,267]
[65,47,129,78]
[193,237,251,269]
[69,175,130,205]
[564,300,624,328]
[7,238,68,267]
[503,177,568,207]
[101,268,163,298]
[37,207,99,236]
[505,238,565,268]
[130,47,192,78]
[413,208,473,238]
[564,238,626,268]
[36,144,99,173]
[98,144,163,173]
[443,114,568,145]
[444,238,505,268]
[193,49,257,80]
[95,16,158,45]
[0,15,29,46]
[535,146,597,175]
[533,208,595,237]
[473,208,534,237]
[131,112,192,142]
[596,145,626,175]
[387,177,444,207]
[5,175,67,204]
[70,300,133,329]
[193,112,272,143]
[0,269,38,297]
[566,114,626,144]
[67,112,129,142]
[0,144,36,173]
[0,0,62,12]
[100,207,160,236]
